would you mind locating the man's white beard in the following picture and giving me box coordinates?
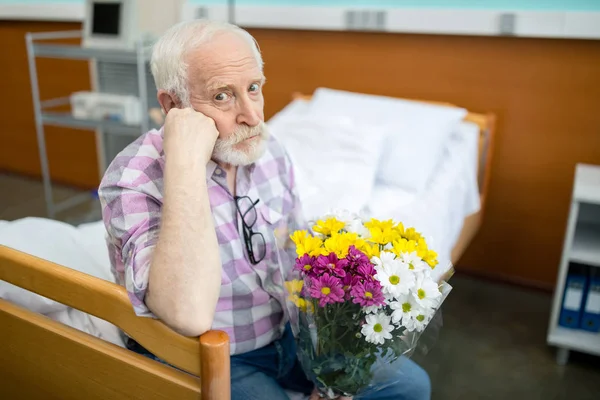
[212,121,270,166]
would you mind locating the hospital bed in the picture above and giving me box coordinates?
[0,89,495,399]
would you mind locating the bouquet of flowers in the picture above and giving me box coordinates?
[281,210,453,399]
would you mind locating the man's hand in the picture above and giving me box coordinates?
[309,388,352,400]
[163,107,219,167]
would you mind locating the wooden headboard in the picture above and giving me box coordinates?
[290,92,496,214]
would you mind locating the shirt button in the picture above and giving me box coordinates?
[215,168,222,176]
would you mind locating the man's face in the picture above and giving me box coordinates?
[185,31,268,166]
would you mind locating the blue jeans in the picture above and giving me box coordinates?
[127,324,431,400]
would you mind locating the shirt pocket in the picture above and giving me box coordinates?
[259,204,298,277]
[259,204,286,247]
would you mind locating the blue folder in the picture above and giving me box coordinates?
[559,264,588,329]
[581,268,600,333]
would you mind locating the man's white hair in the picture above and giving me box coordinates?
[150,19,264,106]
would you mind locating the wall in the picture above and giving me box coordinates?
[250,28,600,289]
[3,1,600,39]
[2,0,600,9]
[1,19,600,288]
[0,20,98,188]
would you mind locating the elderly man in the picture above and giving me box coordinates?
[98,19,431,400]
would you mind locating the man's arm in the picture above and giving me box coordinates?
[145,108,222,337]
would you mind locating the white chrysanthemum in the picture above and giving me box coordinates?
[372,251,397,271]
[400,251,428,272]
[403,309,432,332]
[361,312,394,345]
[363,304,383,314]
[375,259,415,299]
[324,208,359,225]
[345,219,371,238]
[411,272,442,309]
[389,294,422,326]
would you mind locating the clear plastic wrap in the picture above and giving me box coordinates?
[276,209,453,399]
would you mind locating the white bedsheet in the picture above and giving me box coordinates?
[364,121,481,281]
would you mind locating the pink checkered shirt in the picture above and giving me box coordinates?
[98,127,304,355]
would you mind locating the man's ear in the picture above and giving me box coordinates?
[157,90,180,114]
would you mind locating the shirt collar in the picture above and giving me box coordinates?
[206,159,219,178]
[207,160,258,179]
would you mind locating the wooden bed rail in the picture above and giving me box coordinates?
[0,244,230,388]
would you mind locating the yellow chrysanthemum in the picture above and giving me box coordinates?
[422,249,438,268]
[312,217,346,237]
[290,230,308,247]
[393,222,405,237]
[288,294,308,311]
[364,218,395,231]
[391,238,419,257]
[369,227,400,246]
[295,235,326,257]
[365,218,400,245]
[323,232,359,258]
[284,279,304,295]
[353,237,368,253]
[402,227,423,242]
[362,242,381,259]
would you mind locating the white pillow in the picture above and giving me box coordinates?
[269,113,388,221]
[0,217,113,314]
[307,88,467,194]
[267,98,310,126]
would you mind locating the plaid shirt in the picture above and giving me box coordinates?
[98,127,304,355]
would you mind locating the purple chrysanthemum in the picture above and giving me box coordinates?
[356,262,377,281]
[342,274,360,300]
[346,246,370,266]
[314,253,348,278]
[294,254,316,276]
[350,280,385,307]
[309,273,345,307]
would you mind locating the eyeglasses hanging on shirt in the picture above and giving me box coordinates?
[234,195,266,265]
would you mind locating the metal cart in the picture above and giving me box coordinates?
[25,30,159,219]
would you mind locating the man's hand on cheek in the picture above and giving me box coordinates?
[163,107,219,167]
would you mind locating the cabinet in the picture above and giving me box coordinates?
[547,163,600,365]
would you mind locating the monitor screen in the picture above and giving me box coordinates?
[92,2,121,36]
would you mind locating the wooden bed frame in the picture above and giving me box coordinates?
[0,92,495,400]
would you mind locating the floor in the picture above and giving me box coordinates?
[0,172,102,224]
[1,172,599,400]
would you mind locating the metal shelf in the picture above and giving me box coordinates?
[26,29,153,219]
[32,43,151,63]
[42,111,143,136]
[27,30,152,63]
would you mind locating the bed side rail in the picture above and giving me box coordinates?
[0,244,229,388]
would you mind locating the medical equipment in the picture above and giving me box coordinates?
[70,91,142,125]
[82,0,185,50]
